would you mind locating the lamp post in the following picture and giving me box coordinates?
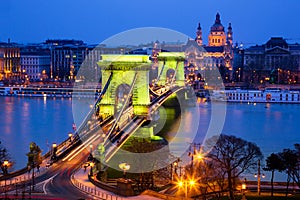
[171,158,181,181]
[89,162,94,176]
[51,143,57,161]
[89,144,93,153]
[177,178,195,198]
[242,178,247,200]
[119,163,130,179]
[2,160,9,199]
[88,144,93,162]
[68,133,73,142]
[254,160,265,196]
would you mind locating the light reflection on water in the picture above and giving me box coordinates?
[156,100,300,181]
[0,96,299,181]
[0,96,74,170]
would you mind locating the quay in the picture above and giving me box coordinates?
[0,86,101,98]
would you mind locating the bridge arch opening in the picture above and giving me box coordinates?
[166,68,176,84]
[115,83,132,114]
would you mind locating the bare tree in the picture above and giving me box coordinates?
[204,134,263,200]
[195,159,227,199]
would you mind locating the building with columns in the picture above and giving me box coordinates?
[243,37,300,84]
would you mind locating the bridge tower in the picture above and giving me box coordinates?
[97,55,152,118]
[156,52,185,86]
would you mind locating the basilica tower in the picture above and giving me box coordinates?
[227,23,233,46]
[208,13,226,47]
[195,23,203,46]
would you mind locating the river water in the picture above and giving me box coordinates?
[0,96,299,181]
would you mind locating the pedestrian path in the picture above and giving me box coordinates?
[0,159,163,199]
[72,168,163,200]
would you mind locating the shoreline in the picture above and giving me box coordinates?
[0,86,100,98]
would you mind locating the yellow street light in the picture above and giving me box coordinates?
[242,183,246,190]
[2,160,9,199]
[242,182,247,200]
[178,180,184,187]
[89,162,94,176]
[68,133,73,142]
[189,180,195,186]
[119,163,130,179]
[195,152,204,161]
[3,160,9,167]
[176,177,196,198]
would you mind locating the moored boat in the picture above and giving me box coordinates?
[0,86,101,98]
[208,88,300,103]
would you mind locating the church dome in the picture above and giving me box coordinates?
[211,13,224,32]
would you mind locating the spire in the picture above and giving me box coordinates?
[197,22,201,30]
[215,13,221,24]
[195,22,203,46]
[227,22,233,46]
[228,23,232,30]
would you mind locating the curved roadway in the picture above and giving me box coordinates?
[38,149,92,199]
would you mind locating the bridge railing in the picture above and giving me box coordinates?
[71,173,123,200]
[0,166,46,191]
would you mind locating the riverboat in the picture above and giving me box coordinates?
[209,88,300,103]
[0,86,101,98]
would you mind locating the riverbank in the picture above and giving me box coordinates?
[0,86,100,98]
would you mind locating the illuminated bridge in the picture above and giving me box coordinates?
[65,52,196,171]
[0,52,196,199]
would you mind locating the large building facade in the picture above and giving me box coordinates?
[0,42,21,81]
[20,44,50,81]
[185,13,234,85]
[45,40,89,81]
[243,37,300,84]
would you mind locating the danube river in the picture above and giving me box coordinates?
[0,96,300,181]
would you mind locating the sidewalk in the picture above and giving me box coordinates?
[72,168,163,200]
[0,159,49,188]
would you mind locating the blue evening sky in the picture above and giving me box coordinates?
[0,0,300,46]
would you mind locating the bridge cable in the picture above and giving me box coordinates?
[170,61,179,85]
[103,72,138,145]
[154,60,165,85]
[76,72,113,137]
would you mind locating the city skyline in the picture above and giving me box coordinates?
[1,0,300,46]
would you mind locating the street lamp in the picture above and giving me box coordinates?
[171,158,180,181]
[177,177,196,198]
[51,143,57,161]
[119,163,130,179]
[254,160,265,196]
[89,162,94,176]
[88,144,93,162]
[2,160,9,199]
[242,181,247,200]
[194,152,204,162]
[68,133,73,142]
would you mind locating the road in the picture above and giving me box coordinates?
[41,150,92,199]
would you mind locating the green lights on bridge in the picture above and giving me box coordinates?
[97,53,186,118]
